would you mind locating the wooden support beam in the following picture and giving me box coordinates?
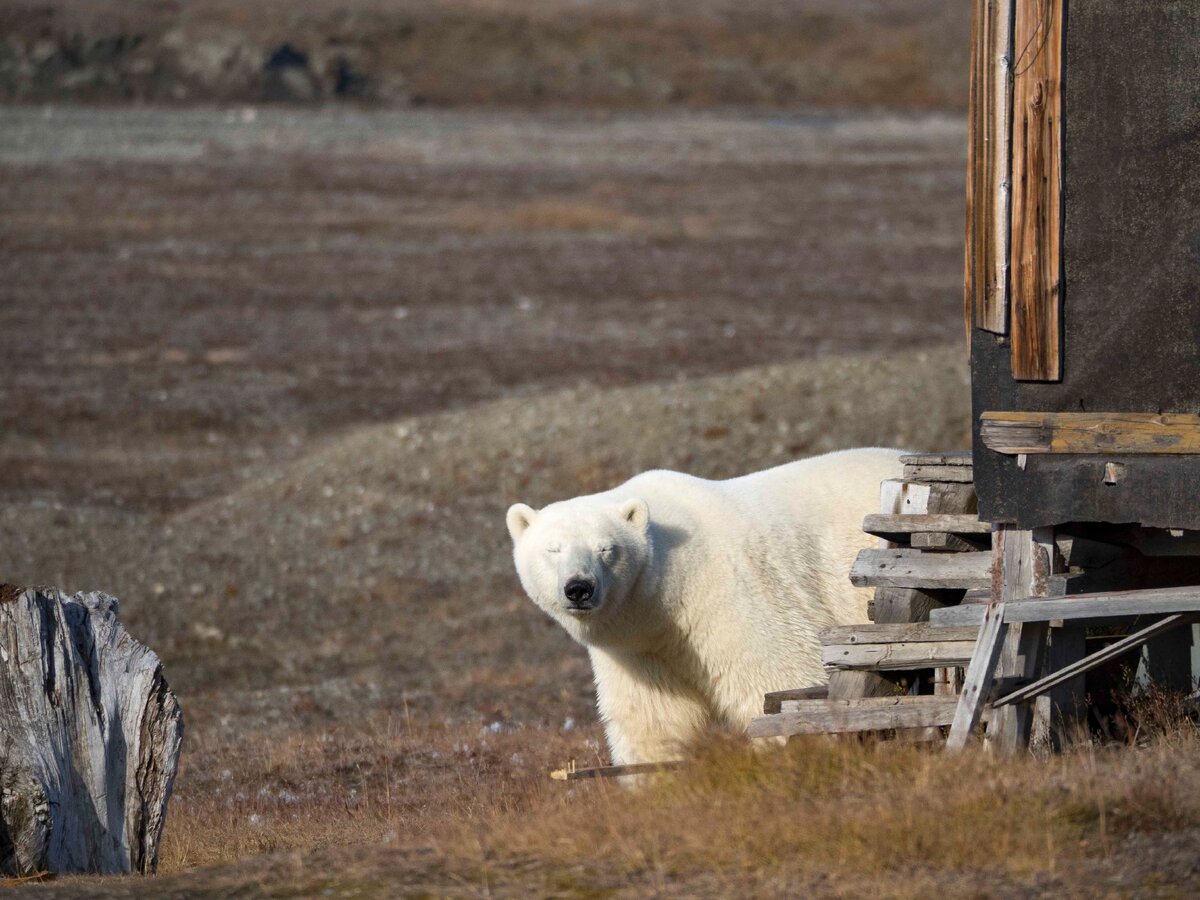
[1002,585,1200,623]
[762,685,828,715]
[946,599,1009,751]
[981,411,1200,455]
[1009,0,1063,381]
[851,549,993,590]
[986,526,1057,752]
[748,697,961,739]
[993,614,1200,708]
[965,0,1014,335]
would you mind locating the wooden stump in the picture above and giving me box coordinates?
[0,585,183,877]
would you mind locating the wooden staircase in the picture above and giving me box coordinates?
[751,452,990,738]
[750,451,1200,748]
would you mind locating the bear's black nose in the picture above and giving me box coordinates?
[564,578,595,606]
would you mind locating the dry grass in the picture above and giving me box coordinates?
[93,717,1199,896]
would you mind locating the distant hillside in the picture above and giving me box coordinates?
[0,0,971,108]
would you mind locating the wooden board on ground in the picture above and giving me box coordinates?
[748,696,961,739]
[851,549,992,590]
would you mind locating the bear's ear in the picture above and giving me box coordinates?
[506,503,538,542]
[618,498,649,532]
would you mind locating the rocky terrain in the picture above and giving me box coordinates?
[1,0,970,108]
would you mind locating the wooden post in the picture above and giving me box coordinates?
[1035,625,1086,749]
[985,526,1057,752]
[1144,627,1195,693]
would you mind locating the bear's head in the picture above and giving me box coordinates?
[506,496,651,640]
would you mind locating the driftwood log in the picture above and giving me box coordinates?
[0,585,183,876]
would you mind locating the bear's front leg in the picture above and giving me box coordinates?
[588,648,711,766]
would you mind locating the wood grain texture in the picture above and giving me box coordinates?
[901,465,976,483]
[762,685,828,715]
[862,513,992,539]
[822,624,980,645]
[851,549,993,590]
[946,599,1009,751]
[981,411,1200,455]
[748,697,960,739]
[965,0,1013,335]
[1002,585,1200,623]
[900,452,974,468]
[0,586,183,877]
[986,526,1056,752]
[822,641,976,671]
[1009,0,1063,380]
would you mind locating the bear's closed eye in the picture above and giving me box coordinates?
[546,545,561,554]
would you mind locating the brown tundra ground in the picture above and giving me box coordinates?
[2,106,1199,896]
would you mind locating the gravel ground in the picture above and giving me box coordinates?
[0,345,970,734]
[0,106,967,512]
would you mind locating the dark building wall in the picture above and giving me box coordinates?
[973,1,1200,529]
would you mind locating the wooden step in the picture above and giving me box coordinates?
[762,685,828,714]
[850,549,993,590]
[902,465,975,484]
[822,623,980,644]
[900,452,972,467]
[862,513,992,539]
[821,624,978,671]
[748,696,961,738]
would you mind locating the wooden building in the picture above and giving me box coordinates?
[748,0,1200,752]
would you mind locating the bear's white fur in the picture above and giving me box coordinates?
[507,447,905,765]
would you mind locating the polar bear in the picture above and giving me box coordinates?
[506,447,904,764]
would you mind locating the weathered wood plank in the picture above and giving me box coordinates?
[823,641,977,671]
[965,0,1013,335]
[981,411,1200,455]
[1009,0,1063,380]
[931,605,987,627]
[993,614,1200,708]
[851,549,993,590]
[862,514,992,538]
[1002,585,1200,623]
[986,526,1056,752]
[869,587,958,625]
[822,624,979,645]
[912,532,988,552]
[762,685,829,714]
[946,600,1009,751]
[900,452,973,468]
[748,697,960,739]
[902,465,976,484]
